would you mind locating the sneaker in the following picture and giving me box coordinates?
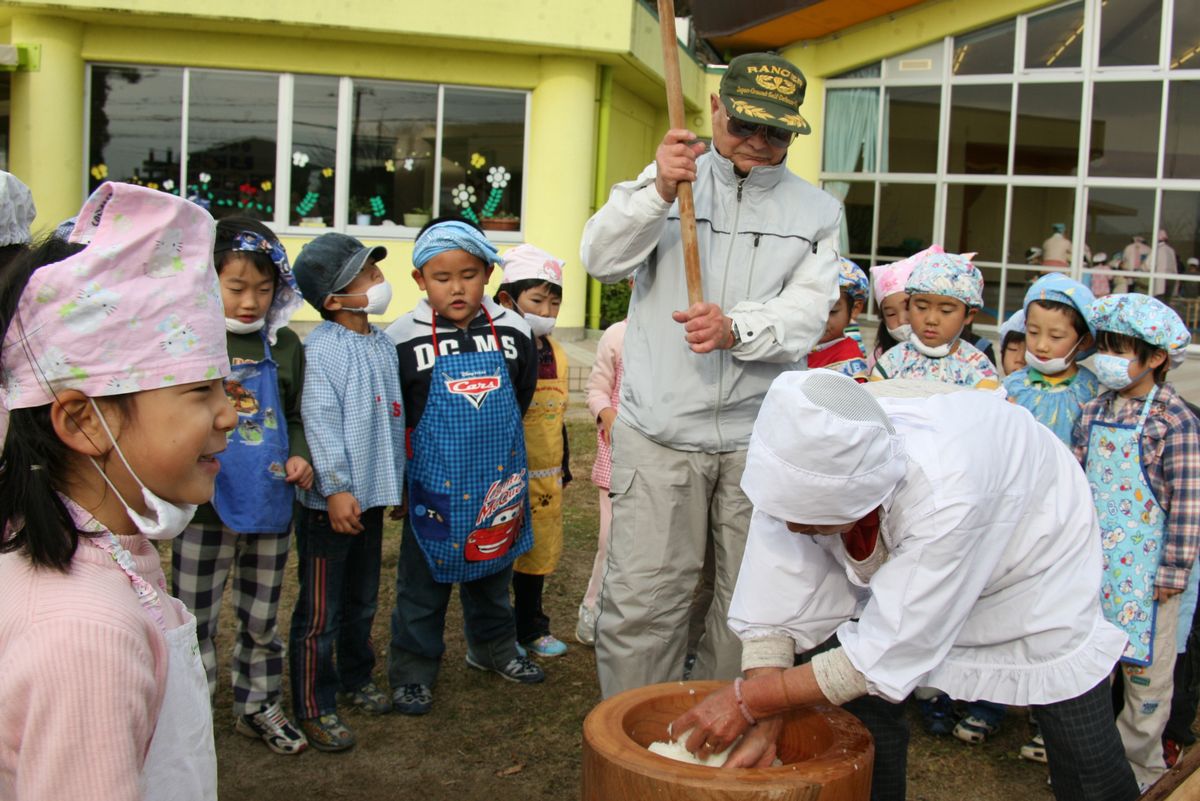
[392,683,433,716]
[465,651,546,683]
[1164,737,1184,769]
[338,680,392,715]
[917,693,956,736]
[575,604,597,646]
[954,714,1000,745]
[524,634,568,658]
[1020,732,1047,763]
[299,713,356,752]
[235,701,308,755]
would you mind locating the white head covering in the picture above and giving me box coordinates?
[0,172,36,247]
[741,371,907,525]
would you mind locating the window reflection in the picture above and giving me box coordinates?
[349,80,436,228]
[188,71,277,220]
[1086,187,1155,293]
[1164,81,1200,178]
[878,183,934,257]
[945,184,1006,261]
[1099,0,1162,68]
[1025,2,1085,69]
[89,65,182,195]
[290,75,338,228]
[1009,186,1076,270]
[948,84,1011,175]
[952,21,1016,75]
[440,88,525,231]
[1014,83,1082,175]
[884,86,939,173]
[1089,82,1161,178]
[1171,0,1200,68]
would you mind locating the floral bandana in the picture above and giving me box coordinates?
[217,230,303,345]
[905,249,984,309]
[837,258,869,305]
[1089,293,1191,369]
[0,182,228,448]
[870,244,943,302]
[500,243,565,287]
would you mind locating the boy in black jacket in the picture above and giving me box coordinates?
[384,218,542,716]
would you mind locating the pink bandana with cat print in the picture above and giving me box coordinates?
[0,183,228,446]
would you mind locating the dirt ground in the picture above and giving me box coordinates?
[181,414,1062,801]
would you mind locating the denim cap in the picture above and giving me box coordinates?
[905,250,984,309]
[1023,273,1097,359]
[292,232,386,310]
[837,258,869,304]
[1089,293,1191,369]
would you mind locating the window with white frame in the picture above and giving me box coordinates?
[86,66,529,236]
[820,0,1200,335]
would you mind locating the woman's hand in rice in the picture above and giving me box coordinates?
[723,717,783,768]
[672,684,750,757]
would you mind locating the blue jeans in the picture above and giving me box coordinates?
[388,520,519,688]
[287,506,384,720]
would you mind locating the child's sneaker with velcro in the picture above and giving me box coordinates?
[524,634,568,658]
[465,650,546,683]
[299,713,356,752]
[235,700,308,755]
[1020,732,1047,763]
[392,683,433,716]
[339,680,392,715]
[953,714,1000,744]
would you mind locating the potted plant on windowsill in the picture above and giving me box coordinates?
[350,197,373,226]
[403,207,431,228]
[479,211,520,232]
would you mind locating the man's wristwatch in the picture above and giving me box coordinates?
[728,319,742,349]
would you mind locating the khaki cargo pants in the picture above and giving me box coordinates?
[595,419,752,698]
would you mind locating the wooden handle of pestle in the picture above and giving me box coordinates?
[657,0,704,307]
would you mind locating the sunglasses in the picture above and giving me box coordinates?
[725,117,796,148]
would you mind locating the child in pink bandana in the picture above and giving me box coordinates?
[0,183,232,801]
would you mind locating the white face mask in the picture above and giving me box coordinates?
[1024,340,1080,376]
[225,316,266,334]
[887,323,912,342]
[908,330,958,359]
[87,399,198,540]
[331,280,393,315]
[524,312,557,338]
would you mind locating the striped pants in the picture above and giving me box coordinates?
[171,523,292,715]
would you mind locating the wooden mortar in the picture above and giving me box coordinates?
[582,681,873,801]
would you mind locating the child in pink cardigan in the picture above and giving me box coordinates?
[576,319,626,645]
[0,184,233,801]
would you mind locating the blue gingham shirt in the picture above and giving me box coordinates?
[297,321,406,511]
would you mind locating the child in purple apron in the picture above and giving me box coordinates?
[171,217,311,755]
[385,218,543,716]
[1072,294,1198,791]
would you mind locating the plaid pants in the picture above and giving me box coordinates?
[172,523,292,715]
[1035,677,1140,801]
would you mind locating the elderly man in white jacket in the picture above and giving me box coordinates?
[580,53,842,697]
[673,372,1138,801]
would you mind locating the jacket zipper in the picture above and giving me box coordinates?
[713,175,746,452]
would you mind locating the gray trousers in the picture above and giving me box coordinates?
[595,419,752,698]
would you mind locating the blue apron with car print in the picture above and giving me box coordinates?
[1087,388,1165,667]
[407,309,533,583]
[212,333,294,533]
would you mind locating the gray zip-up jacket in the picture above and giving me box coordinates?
[580,148,842,453]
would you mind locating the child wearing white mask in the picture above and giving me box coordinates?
[870,249,999,390]
[0,183,232,800]
[496,244,572,658]
[1003,273,1100,445]
[1072,294,1198,792]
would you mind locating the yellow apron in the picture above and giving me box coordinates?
[515,336,568,575]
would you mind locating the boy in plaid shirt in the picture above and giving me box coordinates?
[385,219,542,716]
[1072,293,1200,791]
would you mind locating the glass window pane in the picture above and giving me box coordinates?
[884,86,939,173]
[440,88,525,230]
[88,65,182,195]
[1025,2,1085,70]
[952,20,1016,75]
[1088,82,1161,178]
[877,183,934,258]
[1165,81,1200,178]
[349,80,437,228]
[833,62,881,79]
[187,71,277,221]
[947,84,1011,174]
[823,88,879,173]
[1086,187,1155,293]
[1099,0,1162,68]
[1161,191,1200,321]
[945,184,1006,262]
[883,42,944,80]
[290,75,338,228]
[1014,83,1081,175]
[1008,186,1076,268]
[842,181,875,258]
[976,264,1004,327]
[1171,0,1200,69]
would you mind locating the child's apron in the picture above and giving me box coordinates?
[1087,387,1165,666]
[212,333,294,533]
[85,532,217,801]
[407,309,533,583]
[515,336,568,576]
